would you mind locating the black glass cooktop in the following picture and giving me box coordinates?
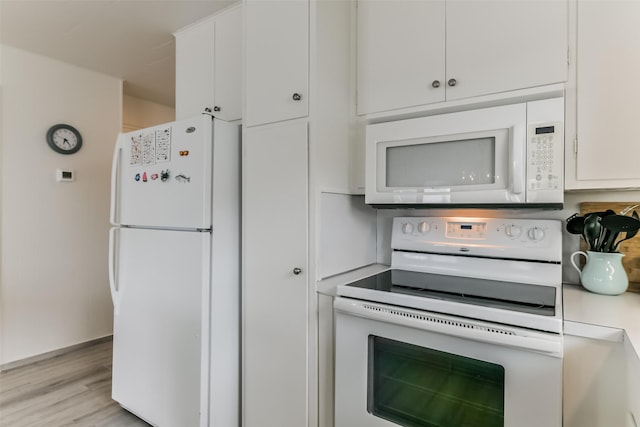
[343,270,556,317]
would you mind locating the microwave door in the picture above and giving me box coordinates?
[374,128,523,204]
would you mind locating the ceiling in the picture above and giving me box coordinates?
[0,0,235,107]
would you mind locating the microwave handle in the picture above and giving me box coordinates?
[510,124,525,195]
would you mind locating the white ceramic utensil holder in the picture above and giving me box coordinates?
[570,251,628,295]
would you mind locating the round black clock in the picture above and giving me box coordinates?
[46,124,82,155]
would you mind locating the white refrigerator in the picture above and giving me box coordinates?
[108,114,240,426]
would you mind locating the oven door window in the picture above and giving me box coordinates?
[368,336,505,427]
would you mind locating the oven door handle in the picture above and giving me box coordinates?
[334,297,562,357]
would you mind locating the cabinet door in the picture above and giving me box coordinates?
[356,0,445,115]
[243,121,308,427]
[175,18,215,120]
[563,335,628,427]
[571,0,640,187]
[244,0,309,127]
[213,6,242,122]
[625,339,640,427]
[446,0,567,101]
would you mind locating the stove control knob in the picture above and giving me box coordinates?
[402,222,414,234]
[505,224,522,238]
[418,221,430,234]
[528,227,545,241]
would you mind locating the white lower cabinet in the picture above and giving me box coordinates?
[242,121,309,427]
[318,293,336,427]
[563,334,629,427]
[626,339,640,427]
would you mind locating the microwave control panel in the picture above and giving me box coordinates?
[527,121,563,195]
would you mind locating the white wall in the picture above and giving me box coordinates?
[122,94,175,132]
[317,193,376,280]
[0,45,122,365]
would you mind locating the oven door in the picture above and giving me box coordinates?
[334,297,562,427]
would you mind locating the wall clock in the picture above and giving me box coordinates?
[46,124,83,155]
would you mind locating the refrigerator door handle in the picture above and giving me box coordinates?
[110,138,122,226]
[109,227,121,314]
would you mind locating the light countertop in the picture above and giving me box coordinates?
[317,266,640,358]
[563,284,640,356]
[316,263,390,297]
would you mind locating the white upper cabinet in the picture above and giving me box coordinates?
[566,0,640,190]
[244,0,309,127]
[175,5,242,122]
[176,17,215,120]
[357,0,446,115]
[357,0,568,116]
[446,0,567,101]
[213,6,242,121]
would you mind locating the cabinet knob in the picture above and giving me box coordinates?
[432,80,441,88]
[292,93,302,101]
[293,267,303,275]
[448,78,457,87]
[204,107,212,113]
[213,106,221,112]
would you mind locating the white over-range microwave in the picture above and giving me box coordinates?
[365,97,564,208]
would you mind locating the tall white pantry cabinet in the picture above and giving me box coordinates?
[242,1,356,427]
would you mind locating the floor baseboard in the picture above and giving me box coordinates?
[0,335,113,373]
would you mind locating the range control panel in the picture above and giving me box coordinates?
[392,217,562,262]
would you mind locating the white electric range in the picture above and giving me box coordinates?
[334,216,563,427]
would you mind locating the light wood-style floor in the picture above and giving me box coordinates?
[0,339,150,427]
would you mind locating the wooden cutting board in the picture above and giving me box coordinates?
[579,202,640,292]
